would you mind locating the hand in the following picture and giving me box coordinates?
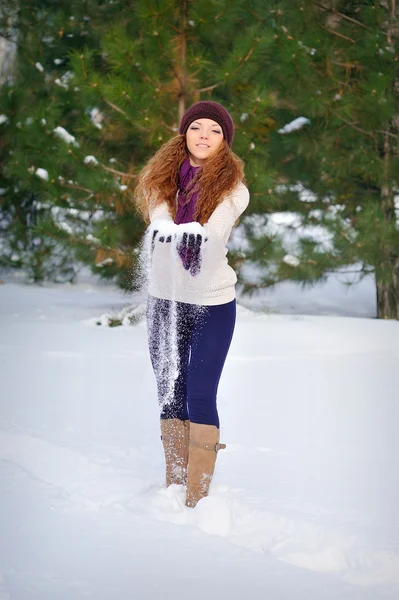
[151,229,172,252]
[177,232,203,276]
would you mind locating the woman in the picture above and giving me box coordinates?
[134,101,249,507]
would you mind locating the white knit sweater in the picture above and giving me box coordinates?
[147,182,250,306]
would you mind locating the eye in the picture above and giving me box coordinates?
[189,126,199,130]
[212,129,222,134]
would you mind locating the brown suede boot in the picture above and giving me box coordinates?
[185,423,226,508]
[160,418,190,487]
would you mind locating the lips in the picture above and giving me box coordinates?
[196,144,210,148]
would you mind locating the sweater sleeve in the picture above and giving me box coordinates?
[149,201,174,223]
[203,182,250,244]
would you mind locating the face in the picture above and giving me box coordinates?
[185,118,224,166]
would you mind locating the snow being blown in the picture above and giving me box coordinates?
[137,219,208,410]
[137,222,205,410]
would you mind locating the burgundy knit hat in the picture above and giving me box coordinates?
[179,101,234,147]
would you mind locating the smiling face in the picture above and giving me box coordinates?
[185,118,224,166]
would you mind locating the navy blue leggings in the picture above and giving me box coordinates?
[147,297,236,428]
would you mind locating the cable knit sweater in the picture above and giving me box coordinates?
[148,182,250,306]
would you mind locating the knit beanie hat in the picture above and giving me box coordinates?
[179,101,234,147]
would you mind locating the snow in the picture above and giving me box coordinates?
[274,182,320,203]
[283,254,300,267]
[151,219,205,238]
[55,78,69,90]
[57,221,73,234]
[90,107,104,129]
[278,117,311,134]
[96,257,114,267]
[84,155,99,166]
[86,234,100,244]
[1,278,398,599]
[237,269,377,318]
[53,126,79,147]
[230,211,334,256]
[35,62,44,73]
[35,168,49,181]
[0,114,9,125]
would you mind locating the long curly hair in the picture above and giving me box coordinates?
[133,134,245,225]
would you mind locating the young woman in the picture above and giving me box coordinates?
[134,101,249,507]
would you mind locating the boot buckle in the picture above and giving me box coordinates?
[191,440,226,452]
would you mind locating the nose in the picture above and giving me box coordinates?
[200,132,209,139]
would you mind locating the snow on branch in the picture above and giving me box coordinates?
[278,117,311,135]
[35,168,49,181]
[84,155,99,165]
[53,126,79,147]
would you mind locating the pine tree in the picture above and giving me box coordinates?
[240,1,399,319]
[1,0,277,289]
[0,0,114,282]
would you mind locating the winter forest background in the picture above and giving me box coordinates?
[1,0,399,319]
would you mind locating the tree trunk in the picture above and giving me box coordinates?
[374,1,399,319]
[0,8,18,86]
[177,0,187,121]
[376,140,398,320]
[376,259,399,319]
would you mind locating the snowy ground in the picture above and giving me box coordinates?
[1,278,398,599]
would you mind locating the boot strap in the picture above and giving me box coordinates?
[190,439,226,452]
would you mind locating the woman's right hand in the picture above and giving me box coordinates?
[150,221,207,277]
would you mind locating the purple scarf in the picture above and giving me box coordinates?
[175,157,201,224]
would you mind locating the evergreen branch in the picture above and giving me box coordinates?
[331,268,374,275]
[336,115,377,140]
[190,67,204,79]
[159,121,178,132]
[102,98,149,132]
[330,60,364,70]
[80,54,87,80]
[101,165,136,179]
[376,129,398,139]
[326,28,356,44]
[247,9,266,23]
[60,182,95,194]
[47,226,128,263]
[315,3,372,31]
[194,41,259,94]
[169,24,184,35]
[154,38,184,90]
[234,46,256,73]
[194,82,222,93]
[103,98,128,118]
